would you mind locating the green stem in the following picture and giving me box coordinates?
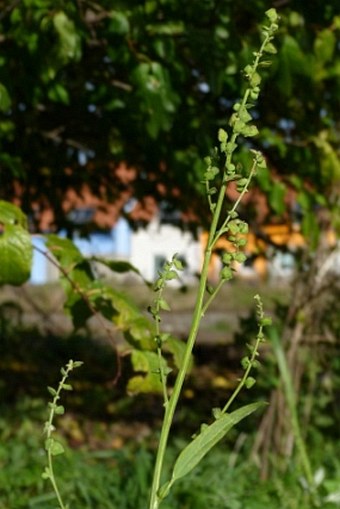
[148,18,278,509]
[47,453,67,509]
[148,244,215,509]
[222,323,264,414]
[149,168,228,509]
[201,279,225,316]
[45,368,71,509]
[157,343,169,406]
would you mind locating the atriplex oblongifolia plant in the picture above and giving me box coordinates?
[148,11,278,507]
[0,8,278,509]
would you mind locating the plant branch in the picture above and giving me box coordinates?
[34,244,122,384]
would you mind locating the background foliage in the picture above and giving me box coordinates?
[0,0,339,232]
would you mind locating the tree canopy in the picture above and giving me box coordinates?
[0,0,339,235]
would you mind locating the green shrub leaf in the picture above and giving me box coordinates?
[0,201,32,285]
[127,350,168,394]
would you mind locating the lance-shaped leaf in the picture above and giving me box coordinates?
[169,402,265,484]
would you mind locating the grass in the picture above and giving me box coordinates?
[1,281,339,507]
[1,398,340,509]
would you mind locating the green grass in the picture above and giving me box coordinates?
[1,399,340,509]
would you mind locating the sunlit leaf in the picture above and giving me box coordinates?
[127,350,168,394]
[169,402,265,483]
[0,203,32,286]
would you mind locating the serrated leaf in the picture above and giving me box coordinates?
[170,402,265,483]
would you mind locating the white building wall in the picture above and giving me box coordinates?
[130,218,202,282]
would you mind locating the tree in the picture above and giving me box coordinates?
[1,0,340,488]
[0,0,339,233]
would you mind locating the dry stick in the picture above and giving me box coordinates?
[34,245,122,384]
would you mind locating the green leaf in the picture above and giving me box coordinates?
[124,316,156,350]
[42,467,51,480]
[127,350,167,394]
[0,200,28,228]
[0,220,33,286]
[45,234,83,269]
[47,83,70,104]
[61,383,73,391]
[241,125,259,137]
[263,42,277,54]
[45,438,65,456]
[165,336,192,371]
[53,11,81,62]
[47,386,57,397]
[268,181,286,215]
[109,11,130,35]
[265,8,278,23]
[218,128,228,143]
[0,83,11,112]
[54,405,65,415]
[165,270,178,281]
[146,21,185,36]
[170,402,265,483]
[159,298,171,311]
[314,29,336,64]
[172,256,184,271]
[92,257,146,280]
